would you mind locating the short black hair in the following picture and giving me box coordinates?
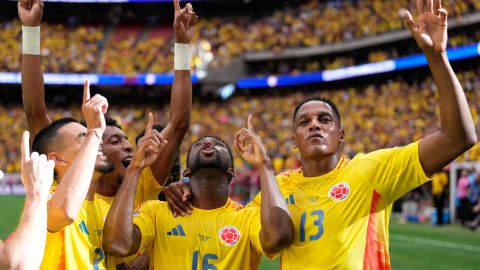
[32,118,78,155]
[80,116,123,130]
[105,116,123,129]
[293,96,341,125]
[186,135,234,171]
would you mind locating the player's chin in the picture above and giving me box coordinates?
[304,145,332,157]
[95,160,114,174]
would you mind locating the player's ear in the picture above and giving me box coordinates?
[226,168,235,179]
[292,134,298,149]
[339,129,345,144]
[182,168,192,178]
[48,152,65,166]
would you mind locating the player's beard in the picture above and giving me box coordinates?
[188,152,230,176]
[95,160,114,174]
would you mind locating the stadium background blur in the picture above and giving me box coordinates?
[0,0,479,269]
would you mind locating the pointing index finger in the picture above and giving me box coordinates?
[146,112,154,135]
[83,79,90,103]
[173,0,181,12]
[247,115,255,133]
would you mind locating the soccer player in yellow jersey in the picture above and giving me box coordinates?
[19,0,197,268]
[166,1,477,269]
[30,81,115,269]
[32,83,165,270]
[102,116,294,270]
[251,0,476,268]
[19,0,195,207]
[95,1,197,268]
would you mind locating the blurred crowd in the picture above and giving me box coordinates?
[1,0,480,74]
[399,165,480,229]
[251,29,480,76]
[1,68,480,202]
[193,0,480,68]
[0,20,104,73]
[456,167,480,230]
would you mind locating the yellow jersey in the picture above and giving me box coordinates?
[133,199,263,270]
[40,167,163,270]
[132,166,164,209]
[250,141,430,270]
[40,199,110,270]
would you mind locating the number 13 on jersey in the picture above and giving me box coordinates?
[299,209,324,242]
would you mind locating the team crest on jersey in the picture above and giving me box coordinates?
[218,226,240,246]
[328,182,350,202]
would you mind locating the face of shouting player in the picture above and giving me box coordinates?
[100,126,133,184]
[293,101,345,159]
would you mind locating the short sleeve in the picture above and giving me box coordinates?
[248,209,262,253]
[133,167,163,209]
[133,200,159,252]
[248,209,280,260]
[247,172,289,208]
[354,141,431,204]
[247,192,261,208]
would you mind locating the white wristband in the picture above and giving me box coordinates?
[174,43,191,71]
[22,26,41,55]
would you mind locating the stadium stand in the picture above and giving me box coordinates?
[1,69,479,200]
[1,0,480,74]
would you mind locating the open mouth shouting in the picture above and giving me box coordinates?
[121,156,133,168]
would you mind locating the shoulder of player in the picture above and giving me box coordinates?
[350,142,417,164]
[228,199,245,211]
[243,169,299,204]
[218,208,259,226]
[275,168,301,183]
[221,200,257,216]
[276,170,293,179]
[138,166,157,184]
[134,200,167,213]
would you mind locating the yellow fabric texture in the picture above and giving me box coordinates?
[134,199,263,270]
[40,167,163,269]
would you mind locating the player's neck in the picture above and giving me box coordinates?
[300,153,340,177]
[95,173,121,197]
[190,169,230,210]
[85,171,102,200]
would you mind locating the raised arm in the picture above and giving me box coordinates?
[18,0,51,140]
[47,81,107,232]
[0,131,54,270]
[149,0,198,185]
[234,116,294,254]
[103,114,167,257]
[401,0,477,176]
